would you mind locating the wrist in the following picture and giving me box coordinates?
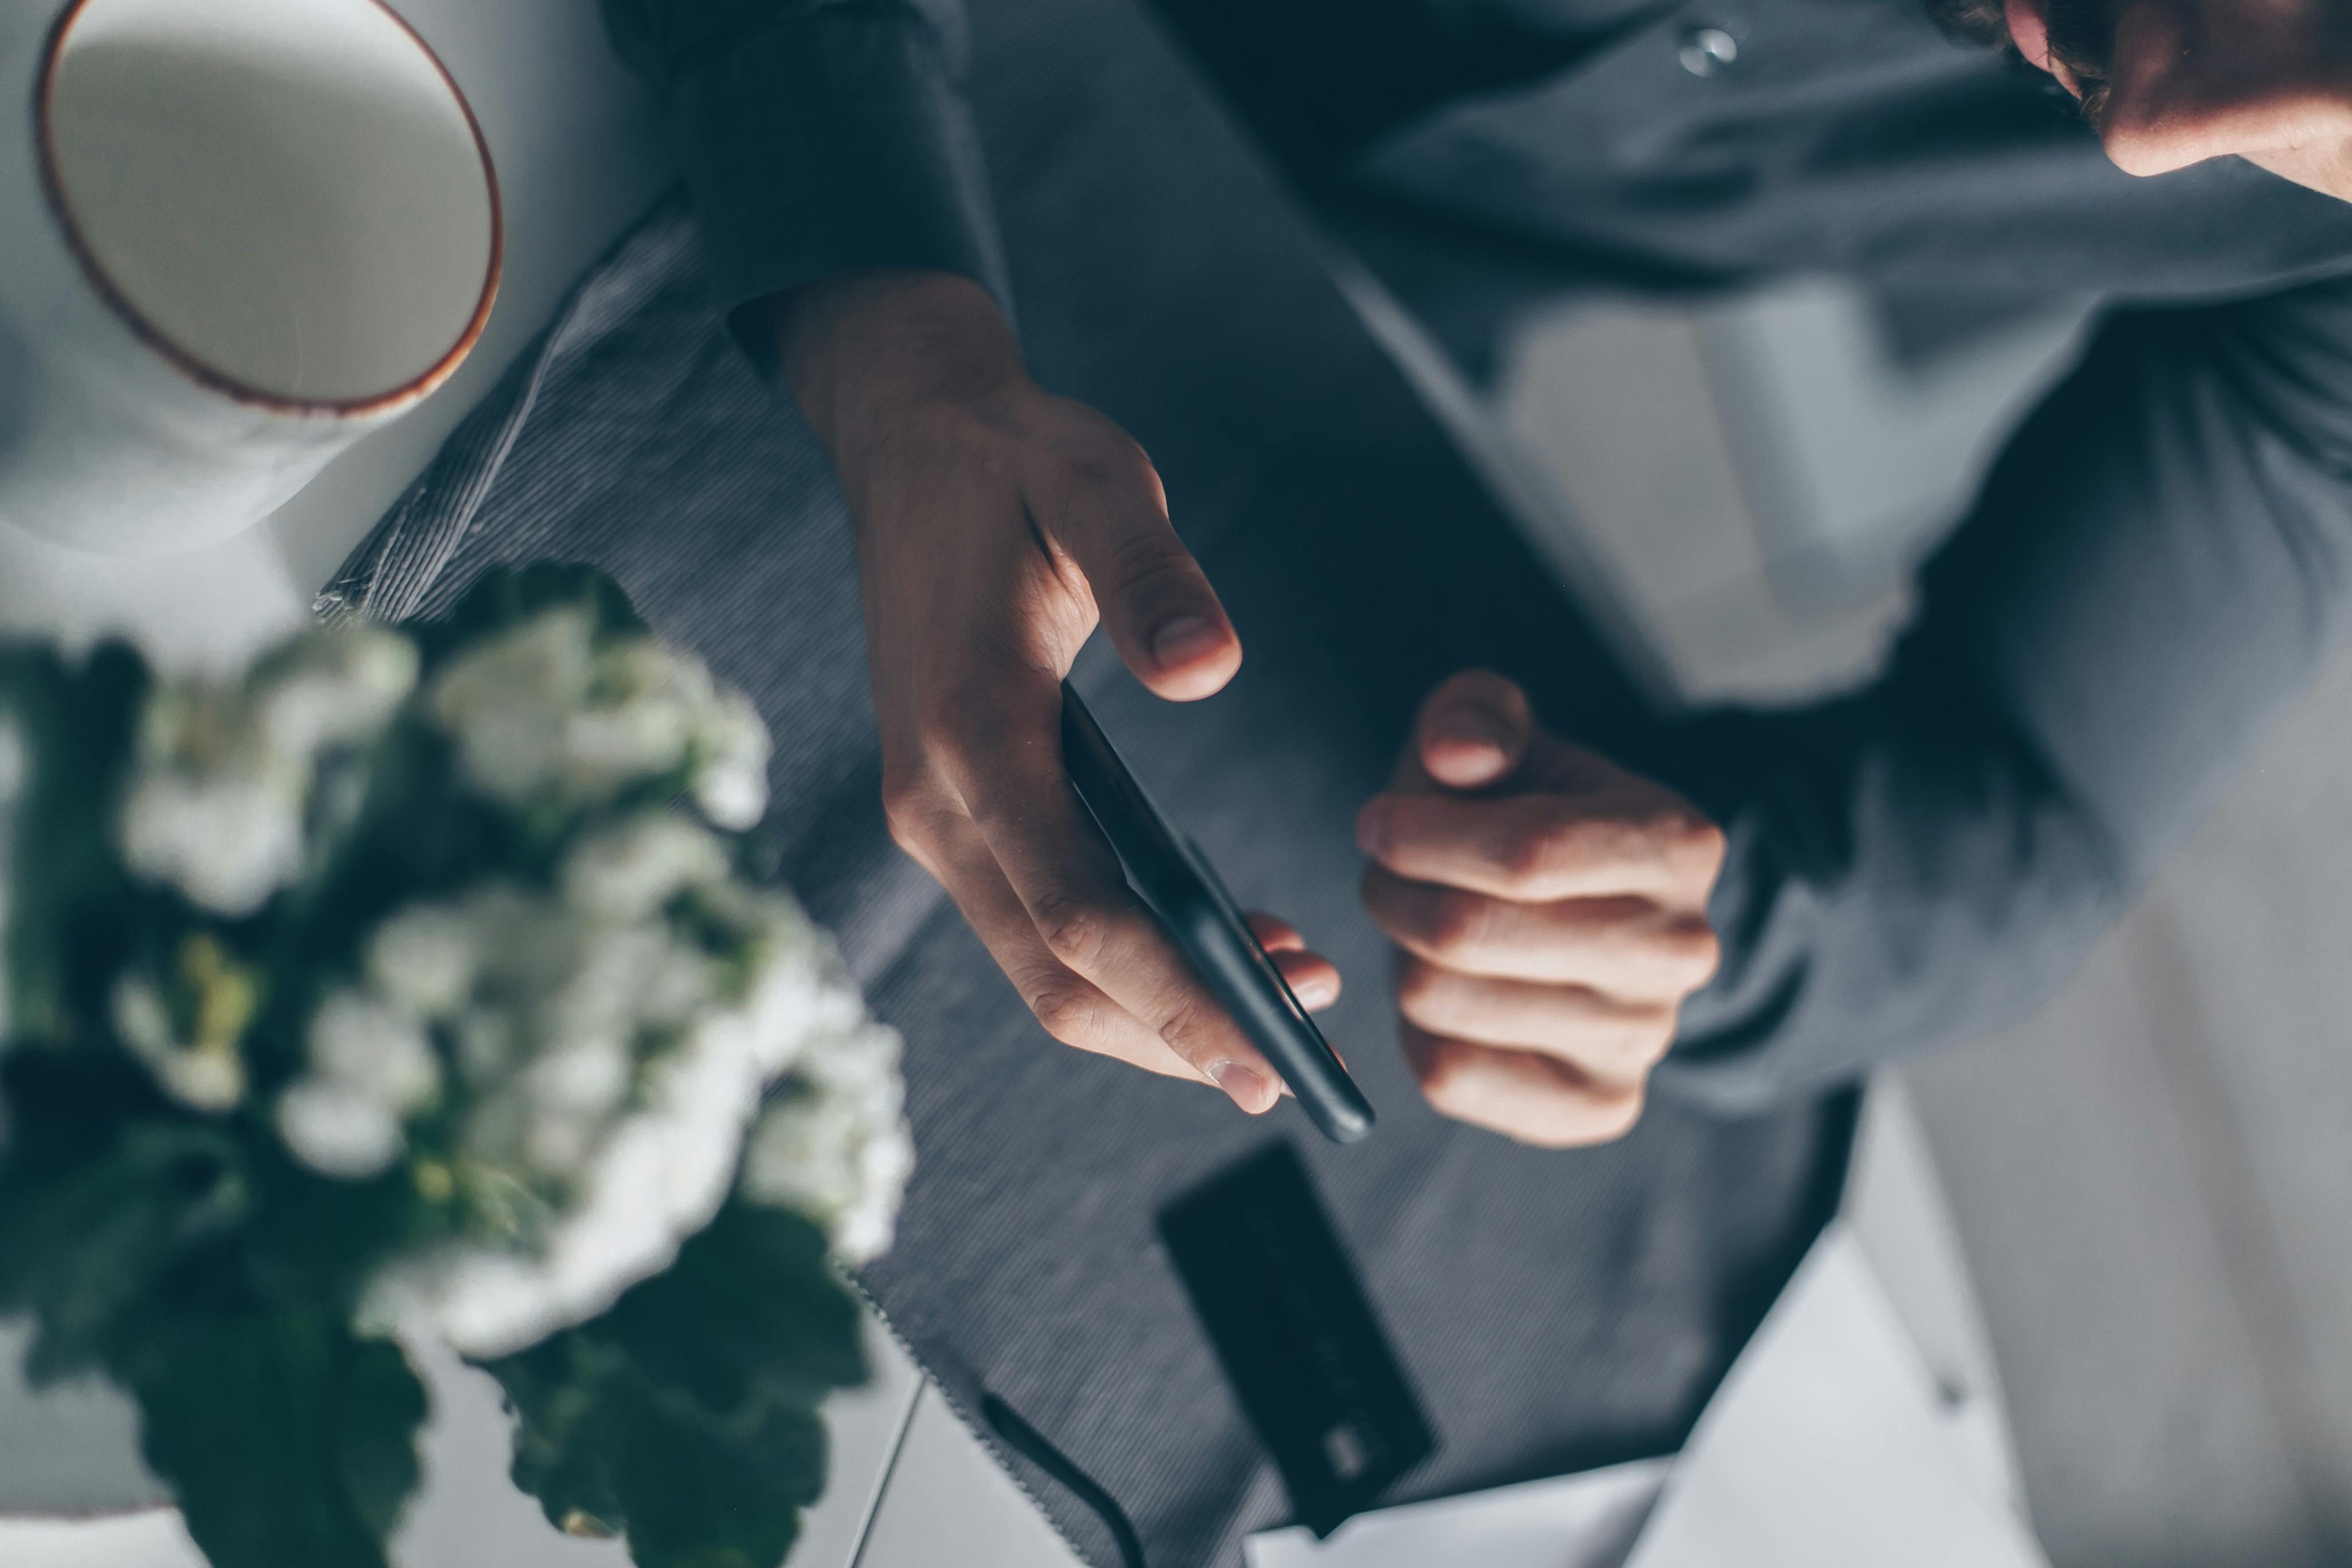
[763,271,1025,462]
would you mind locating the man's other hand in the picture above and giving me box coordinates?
[769,269,1335,1114]
[1358,672,1725,1146]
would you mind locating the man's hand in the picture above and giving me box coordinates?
[1357,672,1724,1146]
[770,270,1335,1113]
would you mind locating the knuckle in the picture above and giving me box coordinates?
[1668,813,1728,881]
[1154,990,1220,1052]
[1498,820,1562,888]
[881,810,925,859]
[1425,888,1492,954]
[1413,1037,1475,1110]
[1392,959,1454,1029]
[1029,983,1103,1046]
[1627,1008,1679,1067]
[1667,919,1722,989]
[1401,1034,1477,1123]
[878,770,942,852]
[1098,537,1197,607]
[1576,1009,1675,1077]
[1063,432,1154,496]
[1392,954,1442,1006]
[1524,1088,1645,1149]
[1064,452,1123,496]
[1034,895,1114,970]
[1586,1089,1647,1144]
[911,709,977,777]
[1157,992,1213,1044]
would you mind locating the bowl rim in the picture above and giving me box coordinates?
[31,0,505,420]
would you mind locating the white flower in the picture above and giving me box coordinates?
[544,923,716,1052]
[692,689,771,830]
[562,703,695,789]
[521,1112,598,1180]
[277,1079,406,1179]
[427,618,716,807]
[277,990,444,1181]
[120,768,305,918]
[360,883,881,1356]
[566,637,703,787]
[366,907,480,1019]
[740,1022,913,1264]
[119,680,311,918]
[560,814,729,922]
[308,990,442,1115]
[692,882,864,1071]
[256,628,419,754]
[524,1035,634,1121]
[365,1008,769,1354]
[428,609,595,801]
[425,611,770,825]
[117,630,419,918]
[109,975,247,1112]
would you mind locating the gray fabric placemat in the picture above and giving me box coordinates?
[324,2,1854,1561]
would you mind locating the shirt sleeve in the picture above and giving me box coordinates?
[1652,276,2352,1112]
[600,0,1011,342]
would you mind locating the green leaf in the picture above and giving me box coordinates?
[482,1202,867,1568]
[133,1308,426,1568]
[0,640,150,1048]
[573,1383,827,1568]
[0,1076,250,1383]
[600,1202,867,1417]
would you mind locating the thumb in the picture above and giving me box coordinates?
[1414,670,1534,790]
[1038,433,1240,701]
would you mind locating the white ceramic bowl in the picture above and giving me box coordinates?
[0,0,501,555]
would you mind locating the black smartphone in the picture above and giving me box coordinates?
[1059,681,1374,1144]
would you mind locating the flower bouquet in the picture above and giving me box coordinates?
[0,565,912,1568]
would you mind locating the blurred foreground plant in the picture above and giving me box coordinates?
[0,565,911,1568]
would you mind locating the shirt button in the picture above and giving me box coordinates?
[1678,25,1739,75]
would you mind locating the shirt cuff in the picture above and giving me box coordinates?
[660,6,1013,360]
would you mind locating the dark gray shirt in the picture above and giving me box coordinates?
[598,0,2352,1108]
[598,0,1010,322]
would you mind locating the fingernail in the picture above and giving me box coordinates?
[1152,616,1223,669]
[1209,1059,1275,1112]
[1432,705,1508,752]
[1355,801,1387,857]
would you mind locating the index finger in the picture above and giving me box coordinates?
[1357,787,1724,905]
